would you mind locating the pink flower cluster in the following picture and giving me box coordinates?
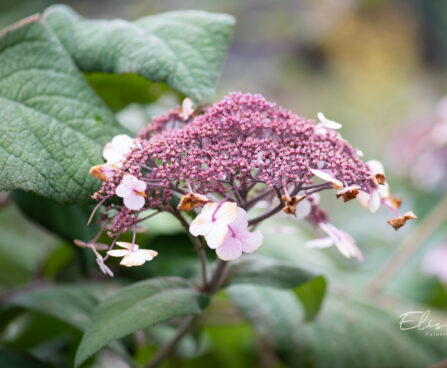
[85,92,414,275]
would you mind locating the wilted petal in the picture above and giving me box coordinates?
[177,193,209,211]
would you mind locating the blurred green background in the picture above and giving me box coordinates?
[1,0,447,367]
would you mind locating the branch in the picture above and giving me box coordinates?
[146,315,198,368]
[170,209,208,288]
[247,184,301,227]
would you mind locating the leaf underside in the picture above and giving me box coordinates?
[43,5,235,103]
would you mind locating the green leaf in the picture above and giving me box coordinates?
[85,73,180,112]
[43,5,235,103]
[293,276,326,320]
[75,277,208,366]
[0,15,124,203]
[11,190,99,243]
[226,255,317,289]
[4,284,111,330]
[0,204,58,287]
[0,347,51,368]
[228,286,447,368]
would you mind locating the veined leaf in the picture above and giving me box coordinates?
[43,5,235,103]
[4,284,112,330]
[0,15,124,203]
[75,277,209,366]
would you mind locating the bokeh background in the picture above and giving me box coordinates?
[1,0,447,367]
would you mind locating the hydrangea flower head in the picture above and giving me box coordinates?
[86,92,414,275]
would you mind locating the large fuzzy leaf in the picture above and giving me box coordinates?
[0,6,234,204]
[43,5,235,103]
[0,15,123,203]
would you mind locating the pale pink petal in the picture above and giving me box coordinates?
[189,218,213,237]
[122,174,137,187]
[137,249,158,259]
[295,198,312,220]
[305,237,334,248]
[102,164,117,179]
[333,232,363,260]
[111,134,134,155]
[378,183,390,199]
[216,237,243,261]
[97,259,114,277]
[366,159,385,175]
[214,202,238,225]
[116,183,132,198]
[317,112,342,129]
[107,249,129,257]
[116,241,134,249]
[356,190,370,209]
[337,185,360,195]
[309,168,343,189]
[204,222,229,249]
[124,193,145,210]
[239,230,263,253]
[197,203,218,222]
[133,179,147,192]
[180,98,194,120]
[368,190,381,213]
[320,223,363,260]
[229,207,248,233]
[120,252,148,267]
[103,144,123,164]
